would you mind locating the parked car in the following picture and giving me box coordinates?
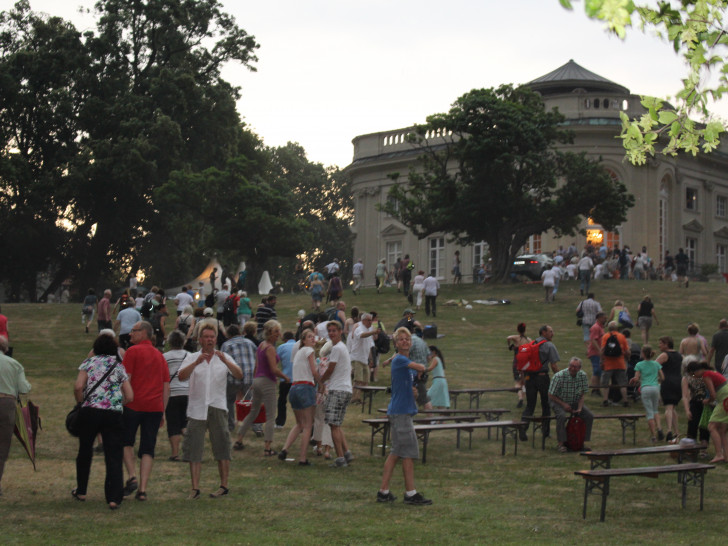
[511,254,553,280]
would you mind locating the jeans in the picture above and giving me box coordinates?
[276,381,292,426]
[75,407,125,504]
[425,295,437,317]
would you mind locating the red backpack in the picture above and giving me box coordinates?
[566,415,587,451]
[515,339,547,372]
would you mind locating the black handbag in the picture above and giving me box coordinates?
[66,360,119,437]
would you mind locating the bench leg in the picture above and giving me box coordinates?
[681,468,706,510]
[582,476,610,522]
[420,431,429,464]
[381,423,389,457]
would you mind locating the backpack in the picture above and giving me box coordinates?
[515,339,547,372]
[177,315,192,335]
[204,293,215,308]
[140,299,154,319]
[603,333,622,357]
[565,415,586,451]
[374,327,391,354]
[325,307,342,325]
[222,296,236,326]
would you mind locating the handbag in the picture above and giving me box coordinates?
[618,309,634,329]
[234,386,267,424]
[66,360,119,437]
[698,403,714,430]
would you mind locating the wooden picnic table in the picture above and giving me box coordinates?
[580,444,704,469]
[376,407,511,424]
[414,420,526,462]
[448,387,519,409]
[525,413,645,450]
[574,463,715,521]
[362,415,480,456]
[356,385,388,414]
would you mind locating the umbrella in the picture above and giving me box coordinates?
[13,398,40,470]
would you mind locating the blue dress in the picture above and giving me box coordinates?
[427,358,450,408]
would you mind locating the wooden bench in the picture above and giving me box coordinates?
[574,463,715,521]
[362,415,479,456]
[448,387,518,409]
[356,386,389,414]
[414,420,525,463]
[525,413,645,450]
[580,444,704,469]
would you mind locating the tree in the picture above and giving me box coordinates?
[385,85,634,283]
[561,0,728,164]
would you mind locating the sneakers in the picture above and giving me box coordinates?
[516,400,524,408]
[344,451,354,464]
[122,477,138,497]
[278,449,288,461]
[665,431,674,442]
[518,428,528,442]
[403,492,432,505]
[330,457,348,468]
[377,491,396,503]
[602,400,610,407]
[657,429,665,441]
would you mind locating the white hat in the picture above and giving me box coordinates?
[204,307,214,316]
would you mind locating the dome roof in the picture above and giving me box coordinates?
[527,59,629,95]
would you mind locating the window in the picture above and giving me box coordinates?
[605,230,620,250]
[686,237,697,271]
[386,241,402,271]
[385,195,399,216]
[686,187,698,211]
[428,237,445,278]
[718,244,727,273]
[473,241,488,268]
[717,196,727,217]
[530,234,542,254]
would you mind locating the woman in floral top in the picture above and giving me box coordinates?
[72,333,133,509]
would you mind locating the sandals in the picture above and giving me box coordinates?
[135,490,147,501]
[557,445,568,454]
[108,502,120,510]
[71,489,86,502]
[210,485,229,498]
[298,460,312,466]
[122,477,138,497]
[168,455,180,462]
[233,441,245,451]
[264,449,277,457]
[188,489,201,500]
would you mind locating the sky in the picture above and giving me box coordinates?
[3,0,721,168]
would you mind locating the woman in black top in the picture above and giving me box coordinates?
[637,296,659,345]
[656,336,683,443]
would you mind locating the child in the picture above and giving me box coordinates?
[630,345,665,442]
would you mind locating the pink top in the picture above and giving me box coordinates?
[703,370,727,390]
[255,343,279,382]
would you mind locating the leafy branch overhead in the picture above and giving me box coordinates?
[383,85,634,283]
[561,0,728,164]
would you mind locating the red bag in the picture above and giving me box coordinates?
[235,400,267,424]
[565,415,586,452]
[515,339,547,372]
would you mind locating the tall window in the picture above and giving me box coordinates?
[429,237,445,277]
[686,187,698,211]
[386,241,402,271]
[385,195,399,217]
[717,195,727,218]
[473,241,488,267]
[686,237,697,271]
[605,231,620,250]
[717,244,727,273]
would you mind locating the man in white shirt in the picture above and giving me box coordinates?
[320,321,354,467]
[577,254,594,296]
[178,325,242,499]
[349,313,377,404]
[352,259,364,295]
[422,274,440,317]
[174,287,194,316]
[215,284,231,321]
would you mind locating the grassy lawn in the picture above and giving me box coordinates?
[1,277,726,544]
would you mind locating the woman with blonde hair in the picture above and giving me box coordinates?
[630,345,665,442]
[234,320,289,456]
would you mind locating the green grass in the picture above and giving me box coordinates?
[1,278,727,544]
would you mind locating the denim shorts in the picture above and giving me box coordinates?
[289,384,316,410]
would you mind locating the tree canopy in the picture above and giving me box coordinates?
[385,85,634,283]
[561,0,728,164]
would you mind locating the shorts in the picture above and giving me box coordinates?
[389,414,419,459]
[352,360,369,383]
[165,396,188,437]
[589,355,602,378]
[122,408,163,458]
[600,368,627,390]
[289,384,316,410]
[638,316,652,330]
[182,406,231,462]
[324,390,352,426]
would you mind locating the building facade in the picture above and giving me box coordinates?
[345,60,728,284]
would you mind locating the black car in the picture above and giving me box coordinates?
[511,254,554,280]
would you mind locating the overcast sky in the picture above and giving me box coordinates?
[3,0,721,168]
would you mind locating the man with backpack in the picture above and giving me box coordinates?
[600,322,630,407]
[519,325,560,442]
[548,357,593,453]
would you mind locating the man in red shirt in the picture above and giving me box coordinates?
[600,322,630,407]
[587,312,607,394]
[121,321,170,501]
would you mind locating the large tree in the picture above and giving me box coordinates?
[385,85,634,283]
[561,0,728,163]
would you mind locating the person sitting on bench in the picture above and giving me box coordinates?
[548,357,593,453]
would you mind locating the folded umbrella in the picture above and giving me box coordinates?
[13,398,40,470]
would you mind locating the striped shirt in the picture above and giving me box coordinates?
[221,335,257,385]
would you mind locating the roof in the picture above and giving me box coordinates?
[527,59,629,95]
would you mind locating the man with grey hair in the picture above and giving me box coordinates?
[548,357,593,452]
[0,335,31,496]
[349,313,377,404]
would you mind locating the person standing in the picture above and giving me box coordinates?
[452,251,462,285]
[320,321,354,468]
[637,296,658,345]
[587,312,607,394]
[375,259,387,294]
[541,265,558,303]
[519,325,560,442]
[506,323,530,408]
[97,289,113,332]
[422,273,440,318]
[400,255,413,298]
[577,253,594,296]
[82,288,98,334]
[685,361,728,463]
[600,322,631,407]
[577,294,601,354]
[675,248,690,287]
[163,330,189,462]
[349,313,377,405]
[254,296,277,339]
[656,336,683,443]
[631,345,665,442]
[221,325,257,443]
[352,259,364,295]
[706,319,728,374]
[275,332,296,428]
[209,267,218,292]
[115,300,142,350]
[178,325,242,498]
[376,327,432,505]
[121,321,170,501]
[0,335,31,497]
[174,288,194,317]
[548,357,593,453]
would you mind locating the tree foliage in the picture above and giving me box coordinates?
[561,0,728,164]
[385,85,634,283]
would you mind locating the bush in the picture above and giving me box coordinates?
[701,263,719,276]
